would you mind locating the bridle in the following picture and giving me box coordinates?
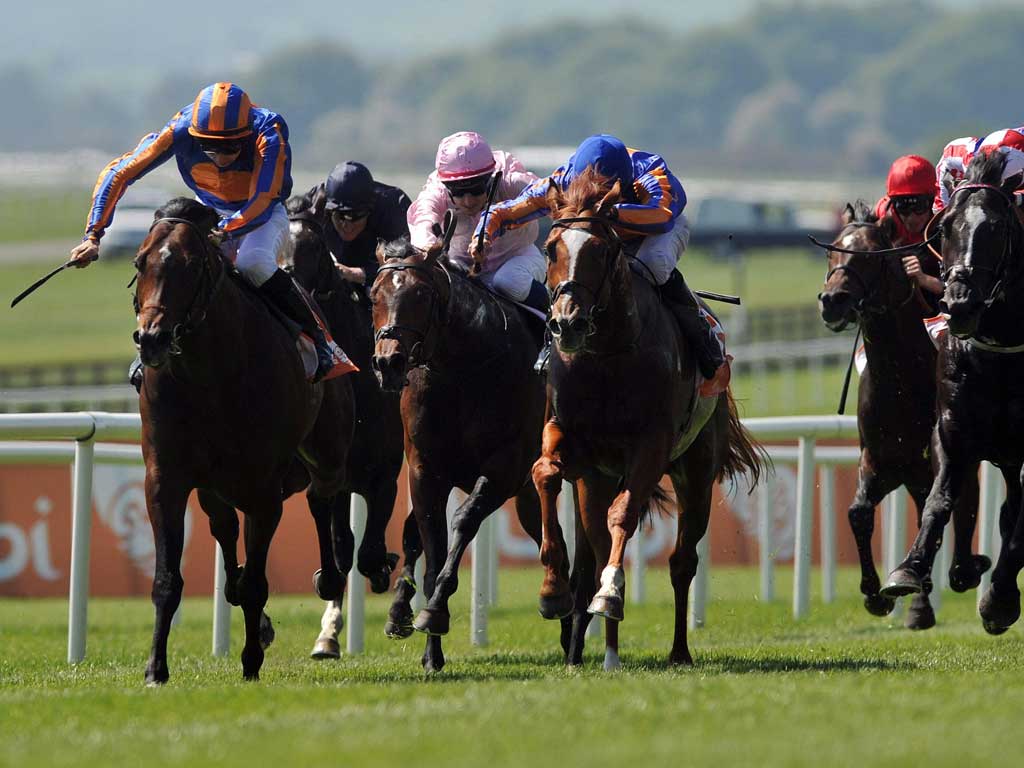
[133,216,225,355]
[286,211,344,300]
[548,215,623,337]
[940,182,1023,310]
[372,259,451,369]
[817,222,918,317]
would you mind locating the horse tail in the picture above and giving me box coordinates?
[718,389,771,489]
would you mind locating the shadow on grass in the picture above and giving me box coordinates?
[629,653,913,674]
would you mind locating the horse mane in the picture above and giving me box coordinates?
[551,166,616,217]
[966,147,1009,186]
[153,197,219,232]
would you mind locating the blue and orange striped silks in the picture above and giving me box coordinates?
[85,99,292,242]
[478,146,687,243]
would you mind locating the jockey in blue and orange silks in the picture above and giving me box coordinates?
[472,133,725,380]
[69,82,336,383]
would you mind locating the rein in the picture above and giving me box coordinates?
[549,215,622,337]
[136,216,226,355]
[373,260,451,370]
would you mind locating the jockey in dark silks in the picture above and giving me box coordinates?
[69,82,336,385]
[307,161,412,293]
[472,134,725,379]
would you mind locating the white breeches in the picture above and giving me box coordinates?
[633,213,690,285]
[479,244,546,302]
[218,203,289,287]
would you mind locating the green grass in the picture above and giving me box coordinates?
[0,188,91,244]
[1,567,1020,767]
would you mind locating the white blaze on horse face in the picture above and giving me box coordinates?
[559,228,594,280]
[159,244,173,264]
[841,234,857,249]
[289,221,303,237]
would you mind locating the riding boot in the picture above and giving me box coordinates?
[523,279,550,343]
[660,269,724,381]
[128,355,143,393]
[260,268,334,382]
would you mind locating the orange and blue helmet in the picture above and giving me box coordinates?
[188,82,253,140]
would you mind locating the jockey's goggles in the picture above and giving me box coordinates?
[199,140,243,157]
[892,195,931,215]
[331,208,370,223]
[443,176,490,198]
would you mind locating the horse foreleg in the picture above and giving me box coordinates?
[311,600,344,660]
[532,421,573,620]
[386,512,422,640]
[406,459,448,672]
[948,464,991,592]
[237,501,283,681]
[357,475,400,594]
[307,489,345,601]
[198,489,240,604]
[848,455,898,616]
[567,474,615,666]
[417,475,504,636]
[979,465,1024,634]
[144,474,190,686]
[905,480,936,630]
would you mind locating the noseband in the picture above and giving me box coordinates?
[941,182,1022,309]
[819,223,916,316]
[549,215,622,335]
[135,216,225,355]
[373,260,450,368]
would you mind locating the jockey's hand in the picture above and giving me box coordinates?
[469,235,489,275]
[69,239,99,268]
[901,254,922,278]
[208,229,226,248]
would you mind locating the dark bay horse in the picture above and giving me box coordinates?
[134,198,354,682]
[532,169,766,667]
[370,237,564,672]
[818,201,989,629]
[284,192,409,657]
[883,151,1024,635]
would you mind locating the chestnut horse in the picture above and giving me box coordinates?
[370,237,567,672]
[818,201,989,629]
[531,169,765,668]
[134,198,354,682]
[883,151,1024,635]
[284,192,411,656]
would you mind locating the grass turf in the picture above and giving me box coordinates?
[1,567,1020,767]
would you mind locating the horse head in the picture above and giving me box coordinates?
[817,202,901,332]
[939,150,1024,339]
[132,197,221,369]
[283,189,334,294]
[370,238,447,392]
[544,167,624,353]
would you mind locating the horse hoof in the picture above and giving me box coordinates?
[603,648,621,671]
[587,594,624,622]
[880,568,923,599]
[978,585,1021,635]
[948,555,993,593]
[243,671,260,682]
[905,597,936,631]
[144,668,169,686]
[413,608,450,636]
[863,592,897,617]
[259,612,275,650]
[384,619,414,639]
[313,568,343,601]
[310,637,340,660]
[668,649,694,666]
[538,592,574,620]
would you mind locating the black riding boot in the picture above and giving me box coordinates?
[660,269,724,380]
[260,269,334,382]
[522,280,553,373]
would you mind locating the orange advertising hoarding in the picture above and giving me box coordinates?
[1,453,882,598]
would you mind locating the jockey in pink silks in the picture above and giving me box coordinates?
[407,131,550,317]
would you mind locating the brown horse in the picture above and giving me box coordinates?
[818,201,990,628]
[284,192,411,656]
[134,198,354,682]
[369,237,566,672]
[531,169,765,668]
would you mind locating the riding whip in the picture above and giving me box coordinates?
[441,209,457,256]
[10,257,86,308]
[474,169,504,256]
[837,326,862,415]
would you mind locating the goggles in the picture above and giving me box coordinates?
[444,176,490,199]
[892,195,931,215]
[200,140,243,157]
[331,208,370,223]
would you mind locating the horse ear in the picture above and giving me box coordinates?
[840,203,856,226]
[545,179,563,216]
[424,242,443,264]
[375,238,389,265]
[310,185,328,219]
[595,180,622,218]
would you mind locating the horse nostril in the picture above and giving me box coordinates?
[547,318,561,336]
[132,330,141,345]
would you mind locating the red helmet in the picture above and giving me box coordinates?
[886,155,936,197]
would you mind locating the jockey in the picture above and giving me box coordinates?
[315,161,411,289]
[69,82,337,384]
[473,133,725,380]
[874,154,942,298]
[408,131,548,316]
[933,136,977,213]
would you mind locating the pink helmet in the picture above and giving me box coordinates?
[435,131,496,181]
